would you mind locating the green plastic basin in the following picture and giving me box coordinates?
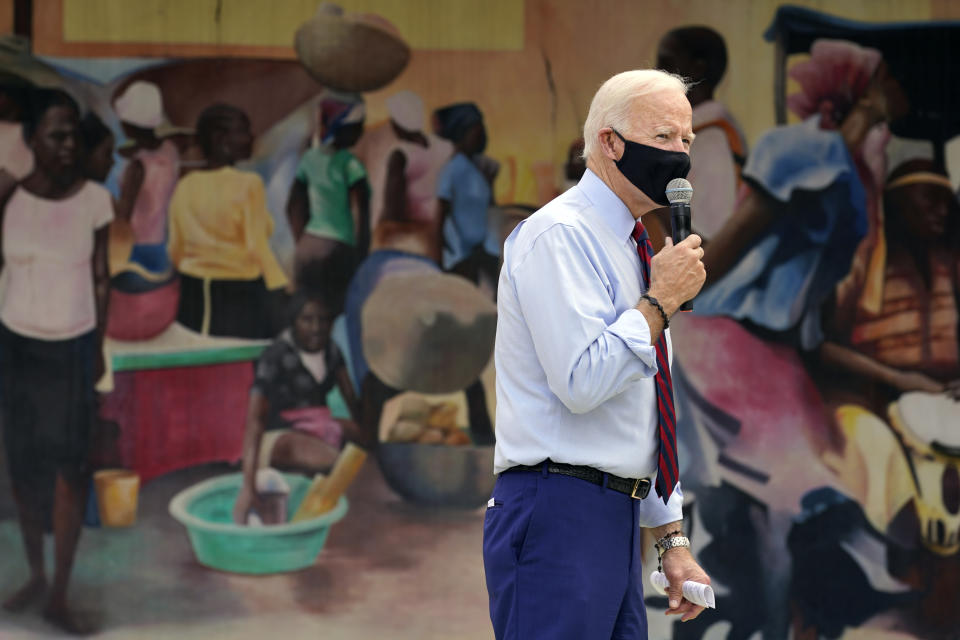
[168,473,348,574]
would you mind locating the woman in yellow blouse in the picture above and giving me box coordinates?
[168,104,288,339]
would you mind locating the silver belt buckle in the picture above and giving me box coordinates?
[631,478,651,500]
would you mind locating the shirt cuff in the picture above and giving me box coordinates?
[607,308,658,373]
[637,480,684,528]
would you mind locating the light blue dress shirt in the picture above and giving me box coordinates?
[494,168,683,526]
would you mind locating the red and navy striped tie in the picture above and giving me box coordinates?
[631,220,679,504]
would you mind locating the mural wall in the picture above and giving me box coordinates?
[0,0,958,638]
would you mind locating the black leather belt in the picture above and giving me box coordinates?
[503,461,651,499]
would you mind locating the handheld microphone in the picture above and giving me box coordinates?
[665,178,694,312]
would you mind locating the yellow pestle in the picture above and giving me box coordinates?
[291,443,367,522]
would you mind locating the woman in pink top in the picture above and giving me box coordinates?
[111,120,181,290]
[109,80,187,292]
[353,90,454,263]
[0,89,112,635]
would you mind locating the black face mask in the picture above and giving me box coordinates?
[612,129,690,206]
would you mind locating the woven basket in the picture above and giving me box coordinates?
[294,6,410,93]
[362,271,496,394]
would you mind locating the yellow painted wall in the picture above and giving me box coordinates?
[62,0,524,50]
[357,0,960,203]
[46,0,960,203]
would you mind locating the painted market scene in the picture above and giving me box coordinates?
[0,0,959,638]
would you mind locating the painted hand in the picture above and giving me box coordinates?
[232,486,265,525]
[893,371,945,394]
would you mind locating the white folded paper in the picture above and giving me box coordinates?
[649,571,716,609]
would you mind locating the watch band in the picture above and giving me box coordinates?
[655,530,683,548]
[654,534,690,573]
[658,535,690,552]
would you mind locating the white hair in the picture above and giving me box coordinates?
[582,69,689,160]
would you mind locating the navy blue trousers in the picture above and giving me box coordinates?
[482,467,648,639]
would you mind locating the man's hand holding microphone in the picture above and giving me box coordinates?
[636,178,705,335]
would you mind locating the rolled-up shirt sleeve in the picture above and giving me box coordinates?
[637,481,684,528]
[510,224,658,415]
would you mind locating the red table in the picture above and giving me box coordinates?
[99,325,267,484]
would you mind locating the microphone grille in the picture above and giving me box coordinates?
[665,178,693,204]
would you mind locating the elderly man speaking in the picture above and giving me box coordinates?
[483,69,710,639]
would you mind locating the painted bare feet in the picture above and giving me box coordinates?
[2,576,47,612]
[42,602,98,636]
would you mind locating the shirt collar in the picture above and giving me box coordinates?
[577,168,637,241]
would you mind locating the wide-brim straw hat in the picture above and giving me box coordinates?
[0,35,64,88]
[113,80,193,139]
[116,124,194,152]
[362,272,496,394]
[152,123,194,138]
[294,3,410,93]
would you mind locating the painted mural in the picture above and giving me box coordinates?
[0,1,958,638]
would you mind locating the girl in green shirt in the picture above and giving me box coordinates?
[286,92,370,296]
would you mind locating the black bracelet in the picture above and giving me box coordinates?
[641,294,669,329]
